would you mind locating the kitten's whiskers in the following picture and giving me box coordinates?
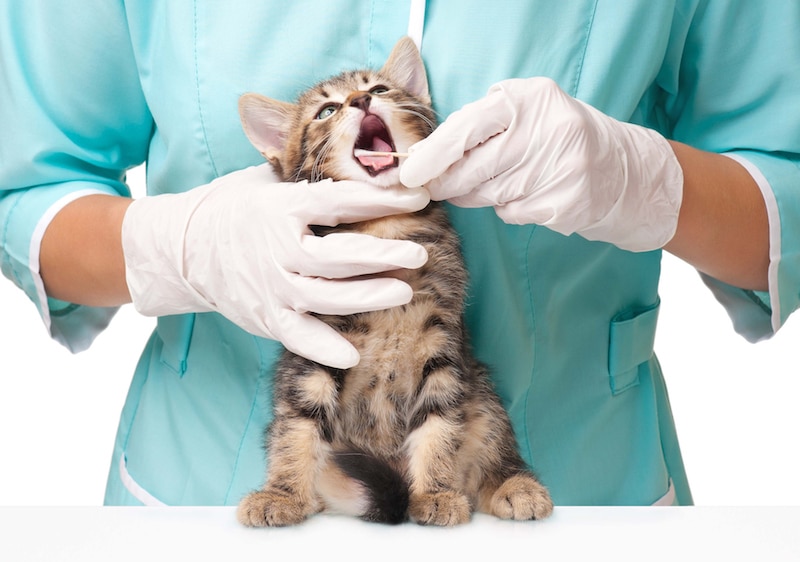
[395,101,438,133]
[311,127,347,182]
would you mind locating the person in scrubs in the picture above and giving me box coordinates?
[1,1,798,508]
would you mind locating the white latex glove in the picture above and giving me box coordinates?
[122,164,430,369]
[400,77,683,252]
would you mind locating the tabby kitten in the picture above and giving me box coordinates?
[236,37,553,527]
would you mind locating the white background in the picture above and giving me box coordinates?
[1,164,798,506]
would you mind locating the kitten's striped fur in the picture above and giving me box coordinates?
[236,37,552,527]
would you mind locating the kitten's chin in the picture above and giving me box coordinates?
[364,169,403,189]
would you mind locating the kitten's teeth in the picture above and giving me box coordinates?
[354,149,408,158]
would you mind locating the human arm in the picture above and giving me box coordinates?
[39,195,133,308]
[401,65,791,307]
[400,77,768,291]
[36,164,431,369]
[664,141,768,292]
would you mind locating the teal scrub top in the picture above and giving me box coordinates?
[3,0,800,507]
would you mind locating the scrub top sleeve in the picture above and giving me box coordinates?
[0,1,153,352]
[664,0,800,341]
[714,150,800,341]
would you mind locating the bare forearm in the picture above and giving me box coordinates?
[664,141,769,291]
[39,194,133,307]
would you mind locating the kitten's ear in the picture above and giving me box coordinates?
[238,93,294,161]
[381,36,430,103]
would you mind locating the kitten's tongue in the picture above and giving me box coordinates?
[355,138,394,169]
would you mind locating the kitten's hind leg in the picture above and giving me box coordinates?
[481,472,554,521]
[405,414,472,526]
[237,416,328,527]
[237,486,320,528]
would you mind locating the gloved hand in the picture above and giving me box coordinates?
[122,164,430,369]
[400,77,684,252]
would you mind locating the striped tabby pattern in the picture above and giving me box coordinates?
[237,37,552,526]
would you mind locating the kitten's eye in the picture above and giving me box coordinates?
[369,86,389,95]
[316,104,339,120]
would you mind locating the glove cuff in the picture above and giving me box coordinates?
[121,189,216,317]
[580,125,684,252]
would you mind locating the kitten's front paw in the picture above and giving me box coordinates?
[409,490,471,526]
[237,489,316,527]
[489,473,554,521]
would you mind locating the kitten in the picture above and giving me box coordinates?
[236,37,553,527]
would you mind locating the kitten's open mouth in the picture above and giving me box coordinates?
[353,114,398,176]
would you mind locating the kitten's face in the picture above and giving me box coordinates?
[239,37,435,189]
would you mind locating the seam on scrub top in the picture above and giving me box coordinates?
[192,0,219,178]
[571,0,598,97]
[119,332,158,460]
[224,335,271,504]
[367,1,376,68]
[650,354,690,505]
[520,226,539,464]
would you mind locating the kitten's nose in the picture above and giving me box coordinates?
[349,94,371,111]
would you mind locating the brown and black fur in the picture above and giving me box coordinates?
[236,37,553,527]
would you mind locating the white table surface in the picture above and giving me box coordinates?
[1,506,798,561]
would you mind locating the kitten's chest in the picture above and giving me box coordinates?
[321,205,463,453]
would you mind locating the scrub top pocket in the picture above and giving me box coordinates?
[156,314,195,377]
[608,299,661,395]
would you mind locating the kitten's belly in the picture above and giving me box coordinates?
[332,299,444,458]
